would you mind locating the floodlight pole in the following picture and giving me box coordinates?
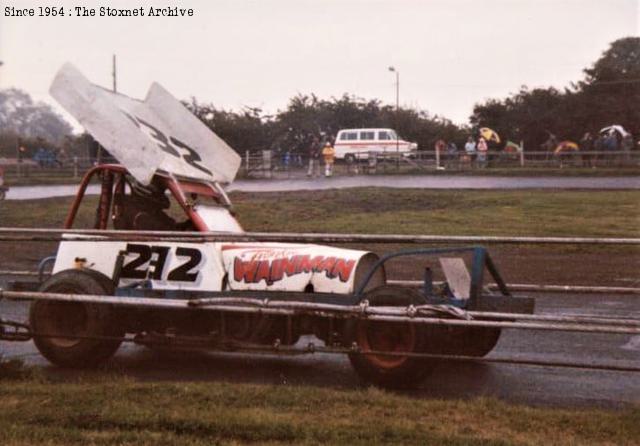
[388,66,400,170]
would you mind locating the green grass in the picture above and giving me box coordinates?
[231,188,640,238]
[2,188,638,238]
[0,378,638,446]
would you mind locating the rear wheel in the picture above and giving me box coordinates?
[30,269,123,368]
[423,326,501,357]
[345,287,432,389]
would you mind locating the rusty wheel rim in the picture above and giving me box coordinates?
[356,321,416,370]
[37,301,88,348]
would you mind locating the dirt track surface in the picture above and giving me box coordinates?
[1,291,638,409]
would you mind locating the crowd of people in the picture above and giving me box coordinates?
[435,136,490,169]
[278,135,336,178]
[578,131,634,153]
[305,136,335,177]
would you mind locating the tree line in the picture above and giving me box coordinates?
[1,37,638,160]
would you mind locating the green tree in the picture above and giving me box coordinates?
[0,88,72,145]
[470,37,640,148]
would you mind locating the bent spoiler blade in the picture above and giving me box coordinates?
[49,63,241,185]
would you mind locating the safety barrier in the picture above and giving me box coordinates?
[1,227,638,375]
[0,227,639,245]
[2,289,639,373]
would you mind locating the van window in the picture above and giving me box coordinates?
[360,131,375,140]
[340,131,358,141]
[378,131,391,140]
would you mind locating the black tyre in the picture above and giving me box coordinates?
[423,326,501,357]
[344,154,355,164]
[345,286,433,389]
[30,269,123,368]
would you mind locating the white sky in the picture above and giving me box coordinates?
[1,0,638,130]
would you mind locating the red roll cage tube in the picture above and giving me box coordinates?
[64,164,223,232]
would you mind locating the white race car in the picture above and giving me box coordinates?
[26,64,532,388]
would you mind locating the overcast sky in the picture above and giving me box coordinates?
[1,0,638,129]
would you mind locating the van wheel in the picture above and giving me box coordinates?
[345,154,355,164]
[30,269,123,368]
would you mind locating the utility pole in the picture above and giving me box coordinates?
[98,54,117,165]
[388,66,400,170]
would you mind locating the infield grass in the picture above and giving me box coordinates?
[3,188,636,237]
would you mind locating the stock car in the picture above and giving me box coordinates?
[25,64,533,388]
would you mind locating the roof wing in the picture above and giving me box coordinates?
[49,63,240,185]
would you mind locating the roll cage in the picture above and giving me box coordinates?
[65,164,231,232]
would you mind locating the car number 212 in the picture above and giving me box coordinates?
[120,243,202,282]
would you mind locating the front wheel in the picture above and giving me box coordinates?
[30,269,123,368]
[345,287,433,389]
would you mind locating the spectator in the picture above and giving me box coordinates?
[322,141,336,177]
[307,136,321,177]
[604,132,618,151]
[579,132,594,168]
[476,137,488,168]
[593,134,605,167]
[0,165,5,200]
[622,133,634,152]
[282,150,291,170]
[446,141,458,168]
[621,133,633,162]
[434,139,446,169]
[603,132,618,166]
[463,136,476,167]
[594,134,603,151]
[464,136,476,155]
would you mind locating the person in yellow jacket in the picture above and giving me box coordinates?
[322,141,336,177]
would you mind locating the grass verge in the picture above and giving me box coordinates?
[0,377,638,446]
